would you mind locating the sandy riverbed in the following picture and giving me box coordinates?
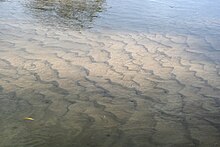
[0,0,220,147]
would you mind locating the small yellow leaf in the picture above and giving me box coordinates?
[24,117,34,121]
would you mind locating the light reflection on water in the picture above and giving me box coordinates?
[0,0,220,33]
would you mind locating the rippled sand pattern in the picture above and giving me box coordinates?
[0,20,220,147]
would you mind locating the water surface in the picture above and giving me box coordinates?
[0,0,220,147]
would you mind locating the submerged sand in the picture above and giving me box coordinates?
[0,0,220,146]
[0,19,220,147]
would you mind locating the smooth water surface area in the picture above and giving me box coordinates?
[0,0,220,147]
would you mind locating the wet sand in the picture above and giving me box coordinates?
[0,0,220,147]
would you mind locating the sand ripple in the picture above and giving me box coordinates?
[0,19,220,147]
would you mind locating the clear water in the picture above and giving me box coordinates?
[0,0,220,147]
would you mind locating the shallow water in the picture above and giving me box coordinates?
[0,0,220,147]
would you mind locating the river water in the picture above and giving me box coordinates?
[0,0,220,147]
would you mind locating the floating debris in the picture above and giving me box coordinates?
[24,117,34,121]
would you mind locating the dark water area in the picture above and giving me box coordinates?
[0,0,220,147]
[0,0,106,30]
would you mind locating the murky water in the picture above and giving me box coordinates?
[0,0,220,147]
